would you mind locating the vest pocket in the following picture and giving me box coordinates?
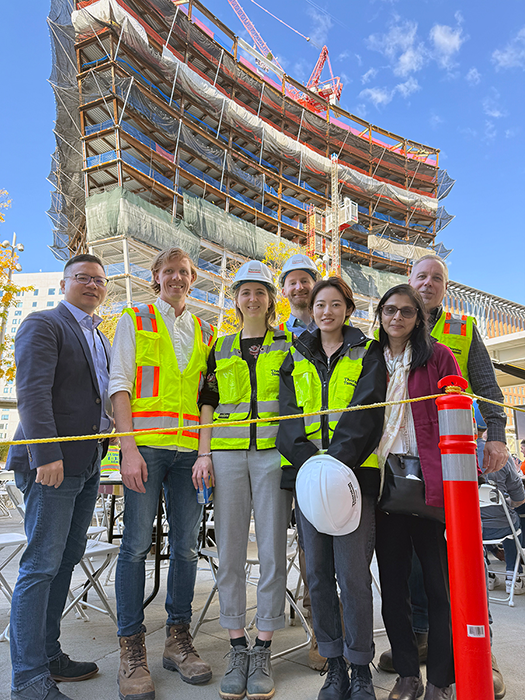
[215,357,250,405]
[291,363,319,410]
[136,331,160,366]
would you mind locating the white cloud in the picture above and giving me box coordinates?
[338,50,350,62]
[483,120,497,142]
[359,86,394,107]
[482,88,507,118]
[395,76,420,97]
[366,19,427,77]
[307,7,333,47]
[430,113,443,128]
[465,67,481,85]
[361,68,378,84]
[354,53,363,66]
[429,21,466,71]
[492,26,525,70]
[505,128,519,139]
[353,103,368,119]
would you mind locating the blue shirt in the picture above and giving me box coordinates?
[285,314,317,337]
[61,301,111,432]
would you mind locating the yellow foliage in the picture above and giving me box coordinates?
[0,190,11,225]
[0,250,33,382]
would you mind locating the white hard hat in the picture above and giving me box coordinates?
[232,260,277,293]
[296,454,362,536]
[279,253,320,286]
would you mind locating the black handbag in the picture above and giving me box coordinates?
[378,454,445,523]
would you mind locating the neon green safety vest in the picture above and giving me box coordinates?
[125,303,216,449]
[287,341,379,471]
[211,328,292,450]
[431,311,475,391]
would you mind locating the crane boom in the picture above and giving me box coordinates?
[227,0,284,71]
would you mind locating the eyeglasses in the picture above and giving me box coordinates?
[382,305,418,318]
[65,274,108,287]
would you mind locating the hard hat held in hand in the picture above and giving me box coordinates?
[296,454,362,536]
[279,253,320,287]
[232,260,277,294]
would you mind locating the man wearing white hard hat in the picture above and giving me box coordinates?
[280,253,320,336]
[196,260,293,700]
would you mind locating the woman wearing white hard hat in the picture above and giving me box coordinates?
[277,276,386,700]
[373,284,460,700]
[195,260,293,700]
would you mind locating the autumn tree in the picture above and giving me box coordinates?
[0,193,32,381]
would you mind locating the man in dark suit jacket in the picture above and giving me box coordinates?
[7,254,111,700]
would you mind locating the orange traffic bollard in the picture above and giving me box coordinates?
[436,374,494,700]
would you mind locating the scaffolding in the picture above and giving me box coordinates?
[48,0,456,327]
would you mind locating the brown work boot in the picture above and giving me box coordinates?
[163,623,212,684]
[308,629,326,671]
[118,631,155,700]
[492,653,506,699]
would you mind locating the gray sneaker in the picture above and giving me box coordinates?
[219,646,250,700]
[246,646,274,700]
[12,676,73,700]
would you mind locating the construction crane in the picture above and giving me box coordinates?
[227,0,342,112]
[302,45,342,107]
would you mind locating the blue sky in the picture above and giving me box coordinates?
[1,0,524,303]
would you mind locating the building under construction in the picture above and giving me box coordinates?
[47,0,458,330]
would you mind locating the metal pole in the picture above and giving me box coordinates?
[122,237,133,307]
[330,154,340,275]
[436,374,494,700]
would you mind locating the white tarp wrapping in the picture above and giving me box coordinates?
[367,235,430,261]
[72,0,438,214]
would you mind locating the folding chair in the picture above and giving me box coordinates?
[62,539,120,624]
[0,532,27,641]
[480,483,525,607]
[193,527,312,659]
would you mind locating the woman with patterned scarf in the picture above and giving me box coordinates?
[374,283,461,700]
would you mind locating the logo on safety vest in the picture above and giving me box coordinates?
[343,377,356,386]
[219,413,230,419]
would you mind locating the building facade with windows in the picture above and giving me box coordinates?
[0,271,64,441]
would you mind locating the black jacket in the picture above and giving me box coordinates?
[276,325,386,496]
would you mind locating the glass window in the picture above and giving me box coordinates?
[34,289,39,296]
[1,415,8,420]
[49,288,56,295]
[15,311,22,316]
[11,319,17,325]
[11,328,16,334]
[16,302,22,308]
[59,288,64,295]
[32,302,37,307]
[3,389,8,394]
[16,292,21,297]
[47,301,54,307]
[0,424,4,429]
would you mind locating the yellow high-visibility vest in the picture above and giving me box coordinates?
[286,341,379,470]
[211,328,292,450]
[125,303,216,449]
[431,311,475,391]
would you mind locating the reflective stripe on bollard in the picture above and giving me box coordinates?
[436,374,494,700]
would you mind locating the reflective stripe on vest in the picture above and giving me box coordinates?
[125,303,216,449]
[431,311,474,391]
[285,341,379,472]
[211,328,292,450]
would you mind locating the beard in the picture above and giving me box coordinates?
[290,296,309,312]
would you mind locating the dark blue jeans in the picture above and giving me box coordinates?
[115,447,202,637]
[296,494,376,664]
[10,449,101,692]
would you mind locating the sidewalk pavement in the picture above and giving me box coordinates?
[0,510,524,700]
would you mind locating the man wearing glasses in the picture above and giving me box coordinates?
[8,254,112,700]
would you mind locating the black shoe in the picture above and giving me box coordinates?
[378,633,428,674]
[318,656,350,700]
[349,664,376,699]
[49,653,99,682]
[11,676,73,699]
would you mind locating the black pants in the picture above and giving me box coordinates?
[375,509,454,688]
